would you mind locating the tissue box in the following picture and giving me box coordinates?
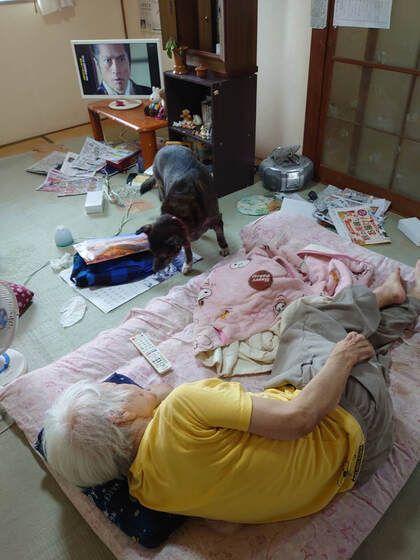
[85,190,104,214]
[398,217,420,246]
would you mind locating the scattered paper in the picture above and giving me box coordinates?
[312,185,390,226]
[37,169,103,196]
[274,192,306,201]
[70,137,108,174]
[60,296,87,327]
[333,0,393,29]
[60,152,96,178]
[26,151,66,175]
[59,252,202,313]
[278,198,316,220]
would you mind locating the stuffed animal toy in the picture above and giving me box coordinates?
[144,87,163,117]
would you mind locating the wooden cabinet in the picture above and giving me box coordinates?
[159,0,257,76]
[165,70,257,196]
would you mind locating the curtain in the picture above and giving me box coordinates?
[36,0,74,15]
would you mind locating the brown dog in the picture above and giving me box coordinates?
[136,145,229,273]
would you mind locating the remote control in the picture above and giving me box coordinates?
[130,332,172,375]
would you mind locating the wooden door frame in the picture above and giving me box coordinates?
[302,0,420,217]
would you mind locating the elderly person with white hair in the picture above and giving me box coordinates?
[43,265,420,523]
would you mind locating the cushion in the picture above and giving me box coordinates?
[3,281,34,315]
[35,372,185,549]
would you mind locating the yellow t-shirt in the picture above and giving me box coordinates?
[128,378,364,523]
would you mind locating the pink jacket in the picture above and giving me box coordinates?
[193,244,374,355]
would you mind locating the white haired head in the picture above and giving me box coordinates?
[43,380,139,487]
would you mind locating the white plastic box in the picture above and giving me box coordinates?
[85,190,104,214]
[397,217,420,246]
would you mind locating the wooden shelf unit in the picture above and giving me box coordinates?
[164,70,257,197]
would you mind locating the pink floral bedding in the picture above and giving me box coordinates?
[1,214,419,560]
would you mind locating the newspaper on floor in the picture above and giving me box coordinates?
[312,184,390,225]
[37,168,103,196]
[60,152,96,178]
[26,151,67,175]
[69,137,108,174]
[329,205,391,245]
[69,138,140,173]
[59,251,202,313]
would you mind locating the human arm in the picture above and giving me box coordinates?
[249,332,375,440]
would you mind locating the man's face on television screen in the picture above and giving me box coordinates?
[96,44,131,94]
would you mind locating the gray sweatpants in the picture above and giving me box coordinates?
[264,286,420,485]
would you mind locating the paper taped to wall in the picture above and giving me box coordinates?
[333,0,393,29]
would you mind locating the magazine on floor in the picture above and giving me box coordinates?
[74,233,150,265]
[313,184,390,225]
[328,205,391,245]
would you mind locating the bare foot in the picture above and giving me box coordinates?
[408,260,420,300]
[373,268,407,308]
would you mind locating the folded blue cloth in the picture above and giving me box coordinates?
[71,252,155,287]
[35,373,185,548]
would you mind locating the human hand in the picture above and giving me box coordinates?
[144,382,174,403]
[329,332,375,369]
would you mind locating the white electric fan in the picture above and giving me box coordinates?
[0,281,27,432]
[0,281,27,386]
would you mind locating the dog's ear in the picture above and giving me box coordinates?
[136,224,153,236]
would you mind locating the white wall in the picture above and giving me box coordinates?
[256,0,312,159]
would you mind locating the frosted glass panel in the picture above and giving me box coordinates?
[405,78,420,141]
[328,63,361,122]
[374,0,419,68]
[335,0,420,69]
[364,70,412,134]
[321,118,353,173]
[354,128,398,186]
[392,139,420,200]
[335,28,368,60]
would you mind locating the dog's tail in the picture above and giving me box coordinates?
[140,176,156,195]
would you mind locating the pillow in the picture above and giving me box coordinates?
[3,281,34,315]
[35,373,185,548]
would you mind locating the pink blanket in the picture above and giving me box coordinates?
[193,243,374,354]
[1,214,419,560]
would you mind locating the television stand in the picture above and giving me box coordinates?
[87,101,168,169]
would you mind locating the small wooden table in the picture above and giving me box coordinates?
[87,101,168,169]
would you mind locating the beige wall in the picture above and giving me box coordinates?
[1,0,312,157]
[0,0,126,145]
[256,0,312,159]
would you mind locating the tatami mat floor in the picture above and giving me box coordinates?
[0,124,419,560]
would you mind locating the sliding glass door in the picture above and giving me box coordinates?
[304,0,420,215]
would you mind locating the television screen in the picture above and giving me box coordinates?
[71,39,163,99]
